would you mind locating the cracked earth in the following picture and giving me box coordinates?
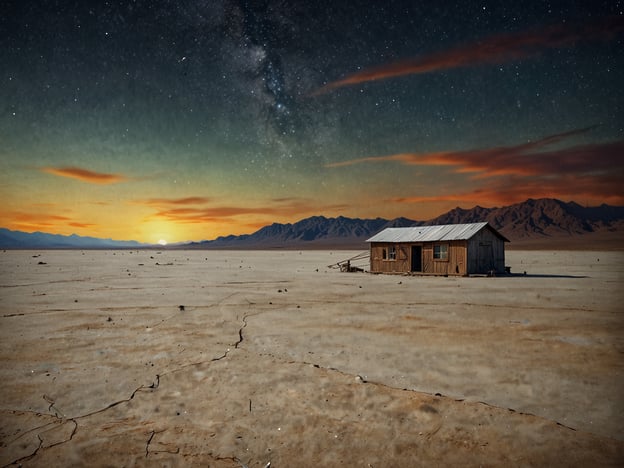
[0,250,623,466]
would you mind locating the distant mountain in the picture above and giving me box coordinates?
[187,198,624,249]
[427,198,624,240]
[187,216,420,249]
[0,228,146,249]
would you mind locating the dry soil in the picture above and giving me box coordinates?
[0,249,623,466]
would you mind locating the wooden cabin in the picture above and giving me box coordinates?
[366,222,509,276]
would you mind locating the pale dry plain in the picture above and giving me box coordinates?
[0,249,622,467]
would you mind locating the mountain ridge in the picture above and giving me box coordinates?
[0,228,146,249]
[187,198,624,249]
[428,198,624,239]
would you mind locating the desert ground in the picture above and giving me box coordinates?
[0,249,622,466]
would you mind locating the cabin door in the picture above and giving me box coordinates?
[411,246,422,272]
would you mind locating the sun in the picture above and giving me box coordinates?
[157,239,167,246]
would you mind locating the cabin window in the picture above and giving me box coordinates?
[382,248,387,260]
[389,246,396,260]
[433,244,448,261]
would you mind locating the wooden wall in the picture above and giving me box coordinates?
[422,240,468,275]
[369,240,469,275]
[466,227,506,274]
[369,243,410,273]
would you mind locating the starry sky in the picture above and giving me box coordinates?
[1,1,623,243]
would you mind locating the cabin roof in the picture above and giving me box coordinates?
[366,222,510,243]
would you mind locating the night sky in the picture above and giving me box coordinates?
[2,1,623,243]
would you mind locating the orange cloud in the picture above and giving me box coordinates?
[137,197,212,206]
[68,222,97,229]
[325,127,619,178]
[2,211,99,232]
[329,127,623,208]
[139,197,348,225]
[387,172,624,207]
[40,166,128,184]
[325,153,417,168]
[314,16,624,94]
[11,212,71,224]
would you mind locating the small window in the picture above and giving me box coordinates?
[433,244,448,260]
[382,248,387,260]
[389,246,396,260]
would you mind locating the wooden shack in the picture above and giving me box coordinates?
[366,222,509,276]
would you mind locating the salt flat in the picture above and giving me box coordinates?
[0,249,622,466]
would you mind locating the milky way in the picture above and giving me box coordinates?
[238,1,298,137]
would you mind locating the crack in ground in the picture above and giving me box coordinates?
[2,417,78,468]
[283,357,581,435]
[235,313,250,349]
[145,430,157,457]
[154,307,256,377]
[3,298,263,466]
[2,376,161,467]
[145,429,179,457]
[2,304,579,466]
[5,434,43,467]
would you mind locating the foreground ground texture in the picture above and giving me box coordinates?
[0,249,622,466]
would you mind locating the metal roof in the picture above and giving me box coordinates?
[366,222,509,243]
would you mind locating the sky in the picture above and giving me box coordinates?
[1,1,623,244]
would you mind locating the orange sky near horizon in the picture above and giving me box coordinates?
[1,125,621,244]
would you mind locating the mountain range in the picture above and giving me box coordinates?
[428,198,624,239]
[0,228,145,249]
[1,199,623,249]
[187,198,624,250]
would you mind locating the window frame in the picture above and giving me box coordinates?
[388,245,396,260]
[433,243,449,261]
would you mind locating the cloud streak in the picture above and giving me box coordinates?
[386,172,624,207]
[328,127,624,207]
[137,196,348,225]
[2,210,99,232]
[40,166,128,184]
[138,197,212,206]
[314,16,624,94]
[325,127,621,177]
